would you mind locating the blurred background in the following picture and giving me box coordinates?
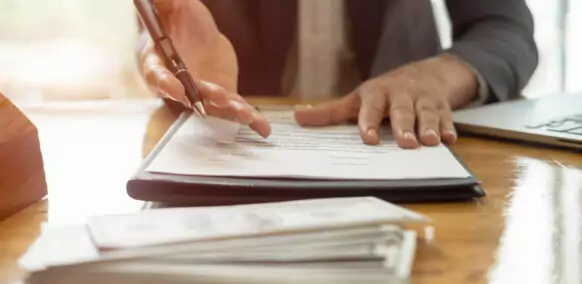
[0,0,580,103]
[0,0,147,103]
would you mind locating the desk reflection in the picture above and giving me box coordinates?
[407,138,582,283]
[488,159,581,284]
[20,99,164,224]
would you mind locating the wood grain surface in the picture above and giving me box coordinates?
[0,97,580,284]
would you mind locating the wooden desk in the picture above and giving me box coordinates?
[0,98,580,284]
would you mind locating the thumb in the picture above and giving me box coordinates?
[294,95,359,126]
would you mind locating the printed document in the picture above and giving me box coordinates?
[146,111,470,180]
[86,197,426,249]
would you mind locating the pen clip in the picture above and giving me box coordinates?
[157,38,185,72]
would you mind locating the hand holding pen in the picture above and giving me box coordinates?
[136,0,271,138]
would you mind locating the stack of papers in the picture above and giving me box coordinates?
[18,197,428,284]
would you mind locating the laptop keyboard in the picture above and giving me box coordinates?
[526,113,582,136]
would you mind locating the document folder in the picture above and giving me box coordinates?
[127,112,485,205]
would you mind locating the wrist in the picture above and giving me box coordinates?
[432,53,480,109]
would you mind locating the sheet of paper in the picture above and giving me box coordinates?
[86,197,426,249]
[146,111,470,180]
[18,224,100,272]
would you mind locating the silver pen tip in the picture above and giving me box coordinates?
[194,101,207,117]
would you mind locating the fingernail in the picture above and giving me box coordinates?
[403,131,417,142]
[425,129,438,138]
[181,98,192,108]
[367,129,378,140]
[443,130,457,143]
[444,130,457,139]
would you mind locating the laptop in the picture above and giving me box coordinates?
[452,93,582,150]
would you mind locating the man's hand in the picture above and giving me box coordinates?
[295,54,480,148]
[140,0,271,137]
[139,0,479,148]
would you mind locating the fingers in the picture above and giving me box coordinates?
[389,95,418,148]
[357,87,387,145]
[141,43,188,104]
[140,43,270,138]
[196,81,234,109]
[142,42,230,109]
[205,104,271,138]
[415,97,457,145]
[439,107,457,144]
[189,81,271,138]
[249,115,271,138]
[196,83,272,138]
[294,95,358,126]
[142,44,187,103]
[197,82,261,131]
[203,91,272,138]
[415,98,441,146]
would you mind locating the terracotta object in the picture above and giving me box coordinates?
[0,92,47,220]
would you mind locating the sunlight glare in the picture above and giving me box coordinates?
[6,39,116,87]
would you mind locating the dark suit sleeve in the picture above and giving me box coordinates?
[444,0,538,103]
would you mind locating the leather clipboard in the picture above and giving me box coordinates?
[127,112,485,206]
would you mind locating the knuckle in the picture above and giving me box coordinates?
[438,101,452,111]
[390,103,413,113]
[415,98,440,113]
[365,102,385,114]
[419,108,440,119]
[438,107,453,118]
[440,115,453,125]
[359,81,386,95]
[433,98,447,109]
[390,106,415,120]
[420,113,439,124]
[417,104,437,114]
[144,69,157,85]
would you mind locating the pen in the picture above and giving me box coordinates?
[134,0,206,117]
